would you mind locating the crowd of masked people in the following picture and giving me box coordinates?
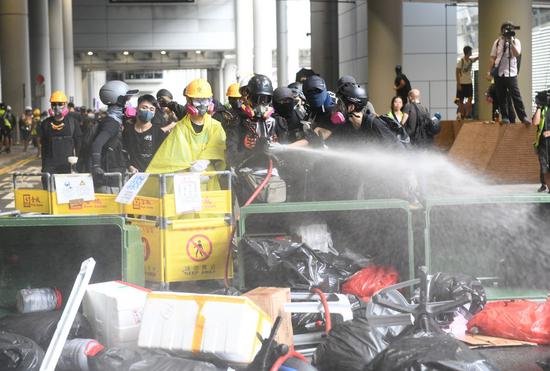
[0,67,442,203]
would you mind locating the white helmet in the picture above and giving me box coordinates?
[99,80,139,106]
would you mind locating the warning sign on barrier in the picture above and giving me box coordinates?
[186,234,212,262]
[164,219,232,282]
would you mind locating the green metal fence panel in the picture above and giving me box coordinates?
[424,194,550,301]
[237,199,414,289]
[0,215,144,315]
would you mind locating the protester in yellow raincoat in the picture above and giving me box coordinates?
[146,79,226,189]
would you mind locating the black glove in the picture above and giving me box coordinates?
[91,153,104,177]
[304,129,324,148]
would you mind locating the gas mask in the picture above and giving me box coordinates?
[330,99,349,125]
[228,98,241,111]
[137,109,154,123]
[186,98,213,116]
[250,94,273,120]
[48,104,68,119]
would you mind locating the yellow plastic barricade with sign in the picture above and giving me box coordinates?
[50,173,123,215]
[13,173,52,214]
[127,171,233,283]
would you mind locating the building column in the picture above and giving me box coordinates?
[478,0,532,121]
[62,0,75,101]
[235,0,254,79]
[276,0,288,86]
[253,0,273,77]
[207,69,222,103]
[49,0,65,92]
[29,0,52,111]
[0,0,32,118]
[310,0,339,90]
[367,0,402,112]
[74,65,82,106]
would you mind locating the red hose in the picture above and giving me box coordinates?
[311,287,332,335]
[270,349,308,371]
[224,159,274,288]
[244,159,273,207]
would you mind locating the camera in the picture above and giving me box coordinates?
[502,23,520,38]
[535,90,550,107]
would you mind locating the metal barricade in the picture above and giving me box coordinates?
[237,199,415,290]
[423,194,550,300]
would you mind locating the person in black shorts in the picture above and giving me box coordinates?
[456,46,478,119]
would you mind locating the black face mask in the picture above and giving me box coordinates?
[229,99,241,111]
[274,101,294,117]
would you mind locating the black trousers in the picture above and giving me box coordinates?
[495,75,527,121]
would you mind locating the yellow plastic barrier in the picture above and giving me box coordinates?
[50,192,123,215]
[13,173,52,214]
[128,171,233,283]
[14,189,51,214]
[164,218,233,282]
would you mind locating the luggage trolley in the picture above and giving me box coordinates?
[126,171,233,286]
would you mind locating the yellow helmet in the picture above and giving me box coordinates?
[226,83,241,98]
[33,108,41,117]
[50,91,68,103]
[184,79,213,99]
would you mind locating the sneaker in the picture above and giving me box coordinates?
[522,117,532,125]
[538,184,547,192]
[501,118,510,124]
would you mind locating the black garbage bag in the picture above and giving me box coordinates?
[128,355,218,371]
[428,272,486,315]
[417,272,486,328]
[313,318,387,371]
[0,310,92,350]
[364,332,499,371]
[0,331,44,371]
[89,348,150,371]
[241,237,360,291]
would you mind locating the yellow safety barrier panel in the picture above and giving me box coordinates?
[128,171,233,284]
[13,172,124,216]
[13,173,52,214]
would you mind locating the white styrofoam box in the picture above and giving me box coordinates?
[83,281,150,349]
[138,292,272,365]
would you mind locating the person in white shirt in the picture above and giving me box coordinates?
[456,46,478,119]
[487,21,530,125]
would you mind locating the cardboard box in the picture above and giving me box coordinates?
[243,287,294,346]
[459,334,536,348]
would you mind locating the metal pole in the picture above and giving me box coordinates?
[276,0,289,86]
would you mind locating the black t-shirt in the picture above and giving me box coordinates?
[327,113,401,148]
[122,124,166,172]
[394,73,412,100]
[39,115,82,169]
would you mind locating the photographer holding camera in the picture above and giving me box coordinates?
[533,91,550,193]
[487,21,531,125]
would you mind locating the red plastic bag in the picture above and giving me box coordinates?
[467,299,550,344]
[341,265,399,302]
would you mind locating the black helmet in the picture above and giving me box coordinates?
[288,82,305,101]
[336,75,357,93]
[156,88,173,100]
[303,75,326,95]
[273,87,294,103]
[339,83,368,109]
[247,74,274,97]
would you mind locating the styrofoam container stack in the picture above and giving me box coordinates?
[83,281,150,348]
[138,292,272,365]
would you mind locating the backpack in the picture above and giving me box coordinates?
[410,103,440,143]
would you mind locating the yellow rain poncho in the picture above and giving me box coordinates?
[140,114,226,200]
[146,113,226,174]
